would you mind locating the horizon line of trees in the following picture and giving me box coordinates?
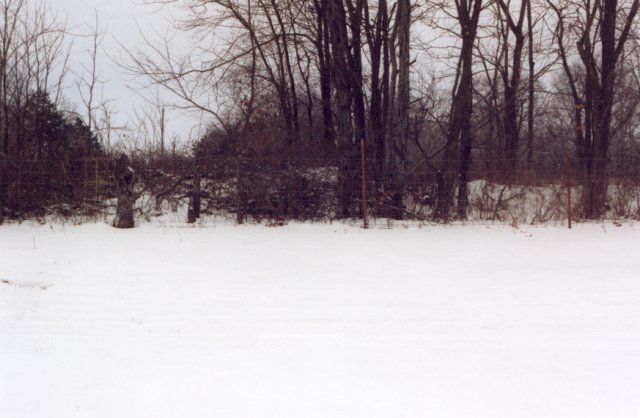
[4,0,640,224]
[125,0,640,221]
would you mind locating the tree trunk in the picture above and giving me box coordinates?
[497,0,527,181]
[314,0,335,145]
[328,0,356,217]
[526,0,535,170]
[390,0,410,219]
[436,0,483,220]
[188,165,201,224]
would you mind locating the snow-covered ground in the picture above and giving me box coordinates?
[1,220,639,418]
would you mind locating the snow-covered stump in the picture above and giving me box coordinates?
[114,154,135,229]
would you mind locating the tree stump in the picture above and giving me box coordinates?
[114,154,135,229]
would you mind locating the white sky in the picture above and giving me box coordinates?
[47,0,203,146]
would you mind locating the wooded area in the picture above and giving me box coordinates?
[3,0,640,225]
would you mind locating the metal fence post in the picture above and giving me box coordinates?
[360,139,368,229]
[566,151,572,229]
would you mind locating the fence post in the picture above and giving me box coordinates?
[236,156,244,225]
[95,158,99,204]
[0,163,4,225]
[84,158,88,201]
[17,161,21,217]
[566,150,572,229]
[360,139,368,229]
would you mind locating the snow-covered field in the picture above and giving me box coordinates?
[1,220,639,418]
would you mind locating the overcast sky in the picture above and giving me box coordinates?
[47,0,202,146]
[43,0,446,148]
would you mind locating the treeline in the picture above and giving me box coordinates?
[4,0,640,224]
[125,0,640,222]
[0,0,106,222]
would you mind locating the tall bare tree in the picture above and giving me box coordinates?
[496,0,528,179]
[435,0,484,220]
[548,0,640,218]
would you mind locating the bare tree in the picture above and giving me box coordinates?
[434,0,484,220]
[388,0,410,218]
[74,11,105,139]
[547,0,640,218]
[496,0,528,179]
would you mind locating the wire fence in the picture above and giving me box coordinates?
[2,154,640,226]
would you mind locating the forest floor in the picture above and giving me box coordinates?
[1,219,639,417]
